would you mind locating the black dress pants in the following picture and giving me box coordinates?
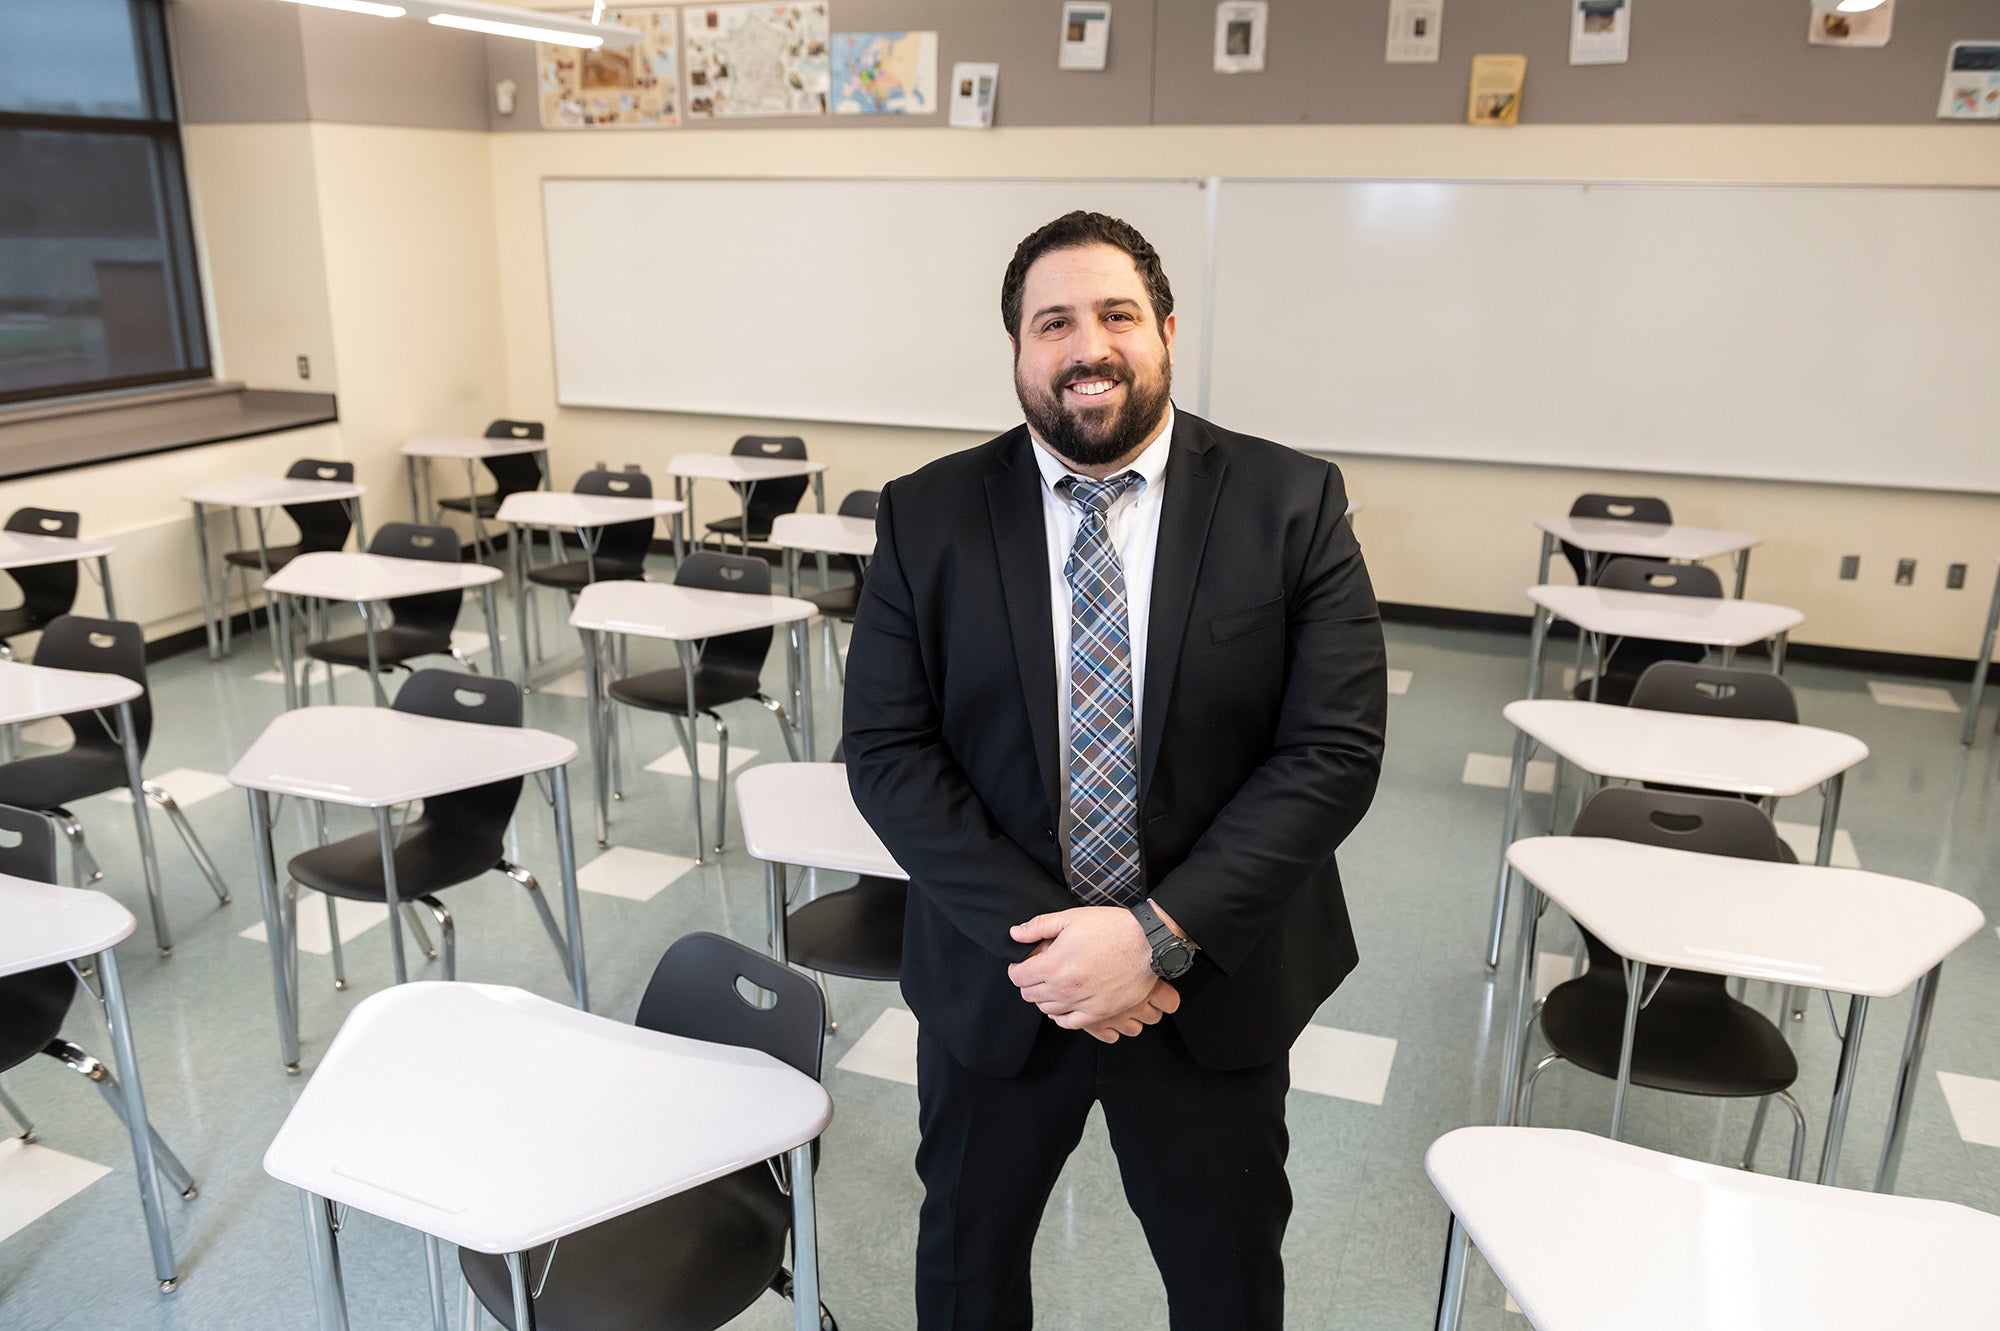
[914,1019,1292,1330]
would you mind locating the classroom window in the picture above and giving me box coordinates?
[0,0,210,407]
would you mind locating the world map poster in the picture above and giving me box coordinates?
[684,2,831,118]
[831,31,940,115]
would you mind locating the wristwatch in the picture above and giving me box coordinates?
[1132,898,1197,980]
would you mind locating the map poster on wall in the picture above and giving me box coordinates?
[684,3,831,117]
[538,8,679,128]
[831,31,940,114]
[1937,41,2000,119]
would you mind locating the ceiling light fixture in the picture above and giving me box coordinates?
[272,0,640,48]
[276,0,408,17]
[1834,0,1888,12]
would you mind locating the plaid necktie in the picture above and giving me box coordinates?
[1057,472,1145,906]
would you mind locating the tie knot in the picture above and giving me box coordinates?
[1059,472,1140,518]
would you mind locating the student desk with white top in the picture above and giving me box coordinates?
[227,706,584,1074]
[1963,554,2000,746]
[1496,836,1984,1192]
[666,451,827,556]
[568,580,815,858]
[1428,1126,2000,1331]
[400,433,551,562]
[1523,585,1804,702]
[0,527,121,621]
[263,981,833,1331]
[0,877,188,1292]
[736,762,905,968]
[769,511,875,714]
[1533,515,1762,597]
[183,475,368,660]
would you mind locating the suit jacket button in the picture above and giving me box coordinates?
[1044,827,1055,842]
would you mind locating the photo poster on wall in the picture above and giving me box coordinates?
[1386,0,1442,64]
[1938,41,2000,119]
[832,31,940,114]
[537,7,679,128]
[950,61,1000,128]
[1467,53,1526,124]
[1060,2,1112,71]
[1214,2,1268,74]
[1569,0,1631,65]
[684,2,831,117]
[1808,0,1893,48]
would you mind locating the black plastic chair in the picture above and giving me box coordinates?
[284,670,571,993]
[0,802,199,1203]
[1630,660,1802,862]
[1561,492,1673,585]
[0,508,83,658]
[525,469,658,592]
[0,616,228,929]
[436,420,547,522]
[607,553,802,852]
[303,523,474,685]
[459,932,835,1331]
[803,491,878,687]
[704,436,810,551]
[1516,787,1810,1179]
[1571,556,1724,707]
[222,459,357,632]
[784,743,905,990]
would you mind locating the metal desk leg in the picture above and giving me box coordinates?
[1963,565,2000,746]
[1875,964,1942,1194]
[671,509,686,568]
[580,629,609,846]
[676,638,706,865]
[1734,547,1752,599]
[766,862,789,962]
[1535,529,1555,586]
[98,946,177,1291]
[1586,633,1604,703]
[1816,994,1871,1186]
[466,459,492,564]
[734,481,755,555]
[1485,729,1535,970]
[550,765,588,1010]
[506,1250,537,1331]
[790,621,813,762]
[1522,607,1550,701]
[374,806,410,985]
[1771,631,1789,674]
[301,1191,350,1331]
[249,790,302,1073]
[481,583,504,677]
[278,593,299,712]
[361,602,388,707]
[789,1140,822,1331]
[347,495,368,549]
[1494,877,1542,1126]
[423,1233,449,1331]
[405,456,423,523]
[116,700,170,955]
[254,512,279,664]
[509,524,531,690]
[1609,959,1644,1140]
[1434,1214,1470,1331]
[1786,773,1848,1022]
[191,503,221,660]
[97,553,119,619]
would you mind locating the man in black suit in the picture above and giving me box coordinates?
[845,211,1387,1330]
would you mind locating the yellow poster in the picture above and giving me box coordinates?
[1467,53,1526,125]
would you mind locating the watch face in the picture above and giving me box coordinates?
[1158,941,1194,978]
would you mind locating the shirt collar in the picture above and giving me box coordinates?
[1028,403,1175,498]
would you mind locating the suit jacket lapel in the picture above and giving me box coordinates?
[985,429,1061,822]
[1140,413,1224,803]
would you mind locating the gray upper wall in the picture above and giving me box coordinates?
[173,0,1999,130]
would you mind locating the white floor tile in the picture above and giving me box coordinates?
[0,1138,112,1244]
[453,630,490,656]
[1462,753,1555,795]
[1936,1071,2000,1149]
[835,1007,920,1087]
[239,892,389,956]
[537,670,590,699]
[106,767,233,808]
[251,660,357,687]
[644,743,760,781]
[17,718,72,748]
[1289,1025,1397,1106]
[1560,667,1577,693]
[577,846,698,903]
[1386,668,1413,696]
[1866,681,1961,714]
[1774,821,1861,869]
[1534,950,1578,1003]
[1505,1291,1524,1314]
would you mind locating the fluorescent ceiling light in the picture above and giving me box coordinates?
[1835,0,1887,11]
[427,12,603,46]
[277,0,408,16]
[411,0,640,47]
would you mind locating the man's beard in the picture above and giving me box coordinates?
[1016,353,1172,470]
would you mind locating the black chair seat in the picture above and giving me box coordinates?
[805,585,861,620]
[1539,969,1797,1098]
[525,558,648,591]
[608,665,763,716]
[459,1163,791,1331]
[787,876,905,981]
[703,514,775,542]
[0,605,37,640]
[435,493,501,518]
[289,825,504,903]
[222,543,306,571]
[305,627,456,670]
[0,748,127,809]
[1571,673,1640,707]
[0,964,76,1072]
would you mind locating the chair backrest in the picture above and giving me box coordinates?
[480,420,546,496]
[31,615,150,757]
[732,436,811,527]
[634,932,826,1079]
[1629,661,1799,725]
[367,523,465,635]
[284,458,356,555]
[1562,493,1674,583]
[674,552,773,675]
[1595,557,1724,600]
[3,507,82,627]
[0,803,59,883]
[392,669,523,841]
[836,490,879,520]
[0,800,69,1073]
[573,468,656,565]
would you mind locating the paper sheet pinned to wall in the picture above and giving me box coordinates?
[1060,2,1112,70]
[1938,41,2000,119]
[1386,0,1443,64]
[1467,53,1526,125]
[1214,2,1268,74]
[1570,0,1631,65]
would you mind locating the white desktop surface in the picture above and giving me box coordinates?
[0,660,141,727]
[182,477,366,509]
[0,530,116,568]
[570,580,815,641]
[400,436,550,460]
[263,982,833,1254]
[736,763,905,879]
[1502,700,1867,798]
[1534,516,1761,564]
[666,453,827,483]
[769,513,876,558]
[1528,585,1803,647]
[1428,1126,2000,1331]
[0,876,136,977]
[229,706,576,808]
[1506,837,1984,997]
[495,491,685,528]
[263,551,502,601]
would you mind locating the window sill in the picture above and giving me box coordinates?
[0,383,339,482]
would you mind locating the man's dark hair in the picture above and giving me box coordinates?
[1000,211,1175,339]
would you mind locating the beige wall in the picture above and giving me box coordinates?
[488,122,2000,659]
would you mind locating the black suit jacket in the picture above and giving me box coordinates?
[844,411,1387,1078]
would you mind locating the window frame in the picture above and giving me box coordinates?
[0,0,213,409]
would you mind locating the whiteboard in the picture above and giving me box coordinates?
[544,177,1209,434]
[1205,179,2000,493]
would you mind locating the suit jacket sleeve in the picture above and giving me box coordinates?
[1149,464,1387,976]
[844,481,1079,964]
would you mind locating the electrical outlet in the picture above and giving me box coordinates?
[1947,562,1967,590]
[1895,558,1916,586]
[296,354,310,380]
[1839,555,1859,581]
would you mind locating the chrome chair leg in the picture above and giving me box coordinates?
[0,1082,35,1141]
[502,862,573,983]
[1777,1090,1808,1181]
[460,1276,484,1331]
[711,714,731,855]
[324,893,348,991]
[449,645,478,675]
[1741,1095,1771,1171]
[146,783,231,905]
[55,812,102,885]
[756,694,803,762]
[283,878,302,1022]
[46,1040,198,1198]
[1514,1052,1564,1127]
[403,902,439,961]
[418,897,455,982]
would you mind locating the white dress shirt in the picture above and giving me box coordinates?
[1027,404,1174,870]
